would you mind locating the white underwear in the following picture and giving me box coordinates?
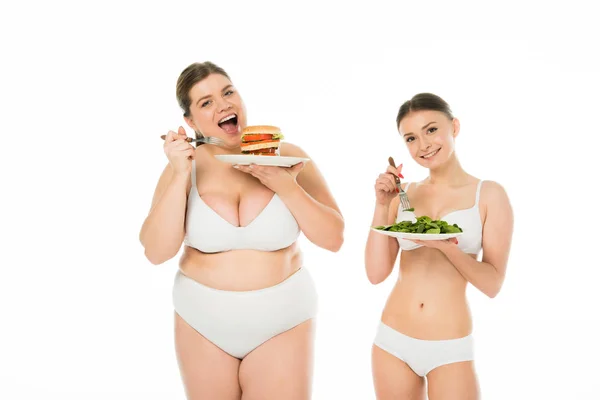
[173,267,318,359]
[374,322,474,376]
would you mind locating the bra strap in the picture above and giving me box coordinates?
[190,160,196,188]
[475,180,484,204]
[404,182,411,192]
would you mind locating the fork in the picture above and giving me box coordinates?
[160,134,225,146]
[388,157,411,211]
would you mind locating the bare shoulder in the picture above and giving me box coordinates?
[279,142,309,157]
[480,180,509,201]
[479,180,512,215]
[195,144,213,163]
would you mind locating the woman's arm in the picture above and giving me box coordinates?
[365,193,402,284]
[139,163,191,265]
[430,181,514,298]
[278,143,344,252]
[235,142,344,252]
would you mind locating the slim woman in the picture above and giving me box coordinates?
[365,93,513,399]
[139,61,344,400]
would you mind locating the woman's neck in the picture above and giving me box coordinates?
[207,143,241,154]
[426,152,468,185]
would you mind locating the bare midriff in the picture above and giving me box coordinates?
[381,247,478,340]
[179,242,303,291]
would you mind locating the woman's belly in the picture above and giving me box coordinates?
[179,242,303,291]
[381,248,475,339]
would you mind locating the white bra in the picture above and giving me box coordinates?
[397,180,484,255]
[183,161,300,253]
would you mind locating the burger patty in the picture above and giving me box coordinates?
[242,147,277,154]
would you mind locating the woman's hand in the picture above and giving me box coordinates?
[411,237,459,251]
[375,164,404,206]
[164,126,195,176]
[234,162,305,195]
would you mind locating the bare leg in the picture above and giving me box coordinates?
[238,319,315,400]
[427,361,480,400]
[174,312,242,400]
[372,344,425,400]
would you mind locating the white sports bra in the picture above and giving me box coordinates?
[183,161,301,253]
[397,180,484,255]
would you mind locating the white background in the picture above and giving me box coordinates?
[1,1,599,399]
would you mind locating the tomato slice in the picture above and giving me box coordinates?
[242,134,273,142]
[240,140,280,149]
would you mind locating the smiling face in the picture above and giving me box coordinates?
[184,73,247,146]
[398,110,460,170]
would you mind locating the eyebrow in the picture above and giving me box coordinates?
[196,94,211,106]
[195,85,234,106]
[403,121,437,137]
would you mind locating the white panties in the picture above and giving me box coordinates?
[173,267,318,359]
[374,322,474,376]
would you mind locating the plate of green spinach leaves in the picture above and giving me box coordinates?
[372,215,464,240]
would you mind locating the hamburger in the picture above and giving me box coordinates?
[240,125,284,156]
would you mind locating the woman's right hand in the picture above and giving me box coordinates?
[164,126,195,176]
[374,164,404,206]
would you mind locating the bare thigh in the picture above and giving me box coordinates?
[427,361,480,400]
[238,319,315,400]
[174,312,242,400]
[372,345,425,400]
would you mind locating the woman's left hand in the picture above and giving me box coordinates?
[234,162,305,195]
[411,237,458,251]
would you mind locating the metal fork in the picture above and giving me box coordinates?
[388,157,411,211]
[160,135,225,146]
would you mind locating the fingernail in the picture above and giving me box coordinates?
[233,165,239,169]
[249,164,254,169]
[396,188,399,193]
[398,173,404,179]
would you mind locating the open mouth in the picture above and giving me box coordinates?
[421,148,440,159]
[218,113,239,135]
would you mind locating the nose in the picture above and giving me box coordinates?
[420,137,432,152]
[216,98,232,113]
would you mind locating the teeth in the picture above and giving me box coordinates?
[422,149,439,159]
[219,114,236,124]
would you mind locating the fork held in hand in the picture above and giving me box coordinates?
[388,156,411,211]
[160,134,225,146]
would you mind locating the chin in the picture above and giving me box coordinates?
[225,132,241,140]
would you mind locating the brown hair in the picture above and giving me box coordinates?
[396,93,454,128]
[176,61,230,143]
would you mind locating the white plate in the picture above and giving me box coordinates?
[371,227,463,241]
[215,154,310,167]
